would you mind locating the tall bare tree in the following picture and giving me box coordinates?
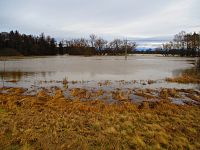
[89,34,97,48]
[109,39,123,51]
[95,38,107,51]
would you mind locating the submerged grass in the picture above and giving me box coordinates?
[0,88,200,149]
[166,68,200,84]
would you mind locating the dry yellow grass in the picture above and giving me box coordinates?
[166,75,200,84]
[135,89,156,99]
[0,88,200,149]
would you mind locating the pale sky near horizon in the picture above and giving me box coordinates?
[0,0,200,42]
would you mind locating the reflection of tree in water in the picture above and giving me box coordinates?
[0,71,22,81]
[41,72,53,78]
[0,71,35,81]
[0,71,55,82]
[41,72,46,78]
[171,69,185,77]
[196,58,200,70]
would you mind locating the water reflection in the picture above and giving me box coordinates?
[196,58,200,69]
[1,71,29,81]
[0,71,56,82]
[171,69,185,77]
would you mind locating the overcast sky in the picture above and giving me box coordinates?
[0,0,200,42]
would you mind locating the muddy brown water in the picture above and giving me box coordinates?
[0,55,199,90]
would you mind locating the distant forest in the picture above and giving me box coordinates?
[0,31,57,56]
[0,31,136,56]
[0,30,200,56]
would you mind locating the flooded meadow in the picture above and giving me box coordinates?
[1,55,200,149]
[0,55,200,105]
[0,55,196,83]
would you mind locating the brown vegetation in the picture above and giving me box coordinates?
[166,75,200,84]
[0,87,200,149]
[166,68,200,84]
[135,89,156,99]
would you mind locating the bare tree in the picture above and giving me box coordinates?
[89,34,97,48]
[173,31,186,49]
[66,38,89,48]
[95,38,107,51]
[162,41,173,51]
[179,31,186,49]
[109,39,123,50]
[121,40,136,51]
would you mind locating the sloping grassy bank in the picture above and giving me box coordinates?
[0,88,200,149]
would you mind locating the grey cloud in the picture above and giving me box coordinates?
[0,0,200,41]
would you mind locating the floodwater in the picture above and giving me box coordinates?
[0,55,199,89]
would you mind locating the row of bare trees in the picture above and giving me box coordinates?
[162,31,200,56]
[59,34,136,55]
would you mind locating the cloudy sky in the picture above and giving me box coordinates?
[0,0,200,46]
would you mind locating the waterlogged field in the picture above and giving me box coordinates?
[0,55,196,82]
[0,55,200,149]
[0,55,199,103]
[0,55,199,88]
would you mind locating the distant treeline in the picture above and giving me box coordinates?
[59,34,136,55]
[162,31,200,57]
[0,31,136,56]
[1,30,199,57]
[0,31,57,56]
[134,31,200,57]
